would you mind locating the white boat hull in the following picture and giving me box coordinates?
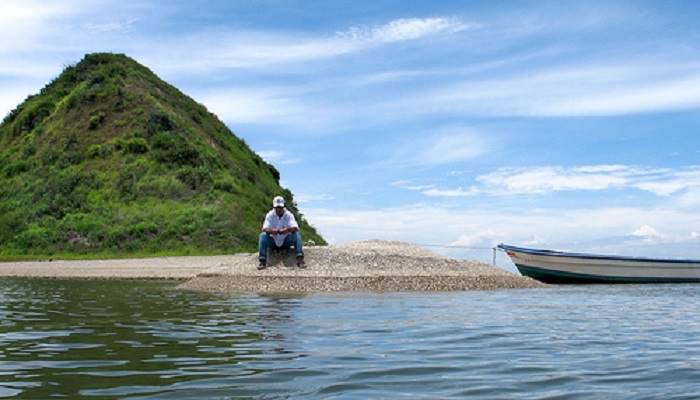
[497,244,700,284]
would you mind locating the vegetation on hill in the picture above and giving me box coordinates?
[0,53,325,260]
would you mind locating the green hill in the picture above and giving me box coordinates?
[0,53,325,259]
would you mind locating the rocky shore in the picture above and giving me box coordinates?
[0,240,546,292]
[182,240,546,292]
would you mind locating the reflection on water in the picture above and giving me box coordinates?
[2,280,700,399]
[0,279,305,398]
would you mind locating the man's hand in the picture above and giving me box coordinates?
[266,227,295,235]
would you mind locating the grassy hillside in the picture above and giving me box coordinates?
[0,53,325,260]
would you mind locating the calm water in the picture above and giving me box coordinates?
[1,279,700,399]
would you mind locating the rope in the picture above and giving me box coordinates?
[412,243,501,265]
[414,243,496,250]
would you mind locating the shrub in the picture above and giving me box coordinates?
[134,175,186,200]
[112,137,134,151]
[176,166,211,190]
[116,170,137,199]
[56,151,83,169]
[130,221,159,239]
[125,138,149,154]
[213,177,238,193]
[150,132,201,167]
[58,214,104,250]
[88,112,106,130]
[150,131,173,150]
[86,145,102,158]
[4,161,27,178]
[146,109,174,133]
[106,225,129,249]
[11,100,54,136]
[16,224,55,248]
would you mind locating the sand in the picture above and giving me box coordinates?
[0,240,546,292]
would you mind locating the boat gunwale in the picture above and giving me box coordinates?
[497,244,700,265]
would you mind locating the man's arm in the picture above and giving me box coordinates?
[283,212,299,234]
[280,226,298,234]
[263,226,298,235]
[262,211,276,234]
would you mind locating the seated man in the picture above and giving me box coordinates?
[258,196,306,270]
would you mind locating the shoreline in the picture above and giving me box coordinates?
[0,240,547,292]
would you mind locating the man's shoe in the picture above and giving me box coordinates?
[258,260,267,270]
[296,256,307,269]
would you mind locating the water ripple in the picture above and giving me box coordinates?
[2,280,700,398]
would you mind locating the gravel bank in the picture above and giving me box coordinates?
[0,240,545,291]
[179,240,546,292]
[0,256,229,280]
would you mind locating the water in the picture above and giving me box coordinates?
[1,280,700,399]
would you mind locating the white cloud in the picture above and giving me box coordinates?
[635,167,700,196]
[634,180,690,197]
[672,186,700,210]
[257,150,300,165]
[295,193,336,204]
[549,72,700,116]
[196,90,289,123]
[193,87,334,132]
[391,180,435,191]
[477,165,631,194]
[631,225,665,238]
[0,1,76,52]
[337,18,472,44]
[523,236,548,246]
[217,35,356,67]
[150,17,471,74]
[451,230,504,248]
[419,165,700,197]
[624,225,700,248]
[408,64,700,118]
[378,128,488,168]
[423,187,478,197]
[83,18,141,34]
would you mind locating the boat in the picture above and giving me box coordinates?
[497,244,700,284]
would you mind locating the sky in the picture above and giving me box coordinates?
[2,0,700,271]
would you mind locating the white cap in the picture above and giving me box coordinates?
[272,196,285,208]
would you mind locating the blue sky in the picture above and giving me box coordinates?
[2,0,699,270]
